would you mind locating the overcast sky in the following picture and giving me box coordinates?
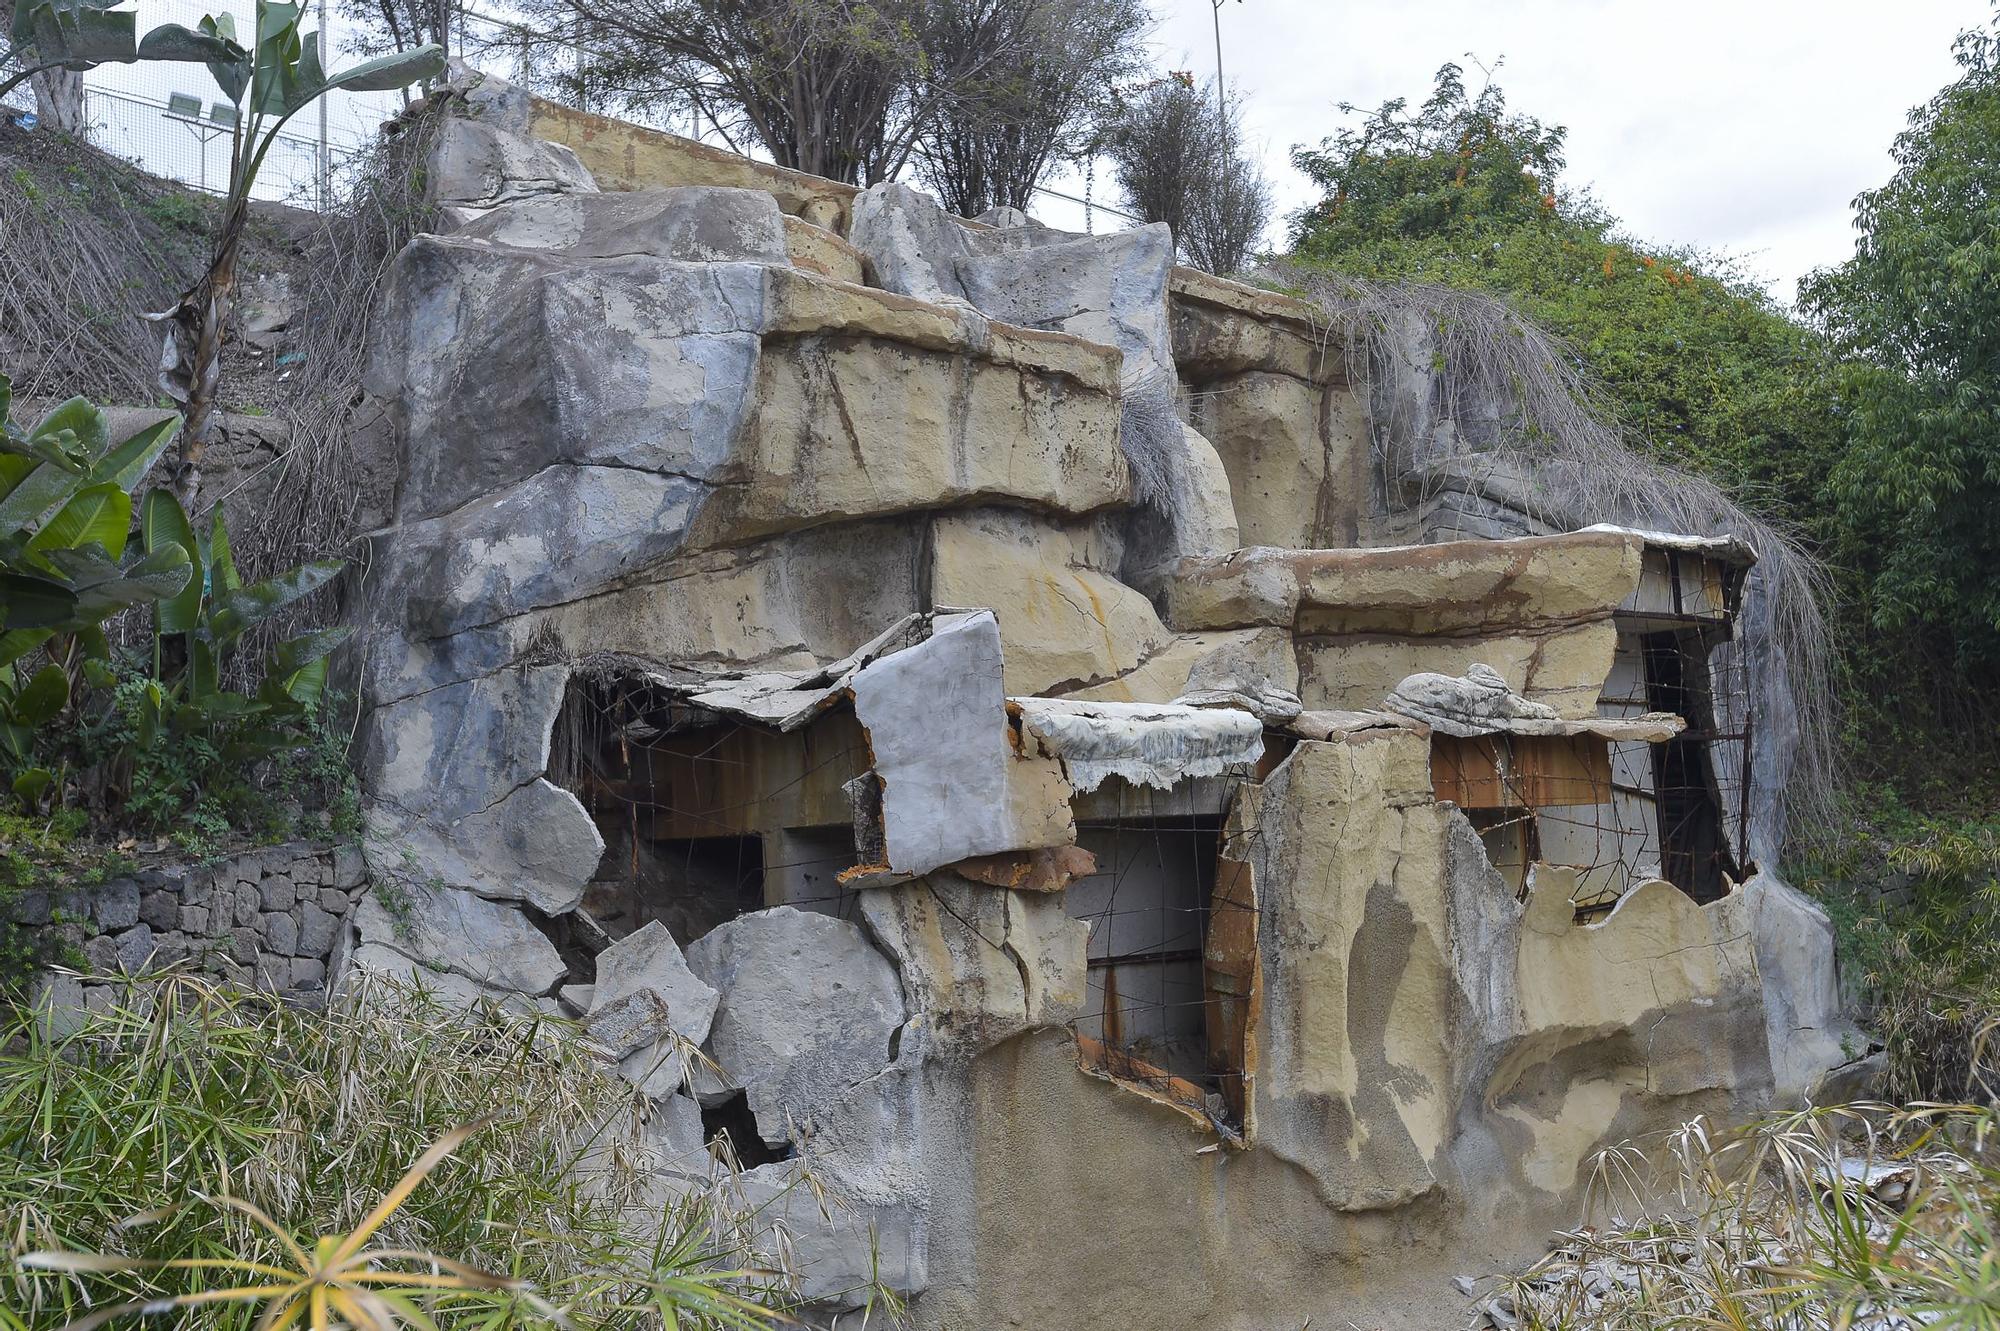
[1058,0,1983,305]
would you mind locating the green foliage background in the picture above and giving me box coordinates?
[1286,35,2000,1095]
[1288,62,1843,528]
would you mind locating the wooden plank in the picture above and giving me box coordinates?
[611,711,870,838]
[1203,851,1258,1125]
[1432,733,1613,810]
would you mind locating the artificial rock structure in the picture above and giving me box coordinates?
[345,70,1859,1328]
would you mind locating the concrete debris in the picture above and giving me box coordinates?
[851,611,1074,876]
[583,988,675,1059]
[236,274,294,352]
[642,1091,708,1161]
[686,907,906,1147]
[642,613,932,732]
[1011,697,1266,792]
[590,920,720,1095]
[589,920,720,1048]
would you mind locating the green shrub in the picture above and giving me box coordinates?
[0,377,193,807]
[75,670,362,857]
[1793,790,2000,1104]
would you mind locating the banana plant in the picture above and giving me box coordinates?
[0,0,238,112]
[0,378,195,806]
[152,3,442,494]
[0,659,70,805]
[138,489,349,755]
[0,377,194,665]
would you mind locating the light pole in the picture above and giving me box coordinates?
[1210,0,1237,127]
[316,0,330,207]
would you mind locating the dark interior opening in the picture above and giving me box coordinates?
[699,1090,794,1168]
[1067,811,1244,1129]
[585,833,767,947]
[1643,630,1741,903]
[549,673,872,947]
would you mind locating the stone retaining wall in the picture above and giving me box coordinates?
[13,840,365,1012]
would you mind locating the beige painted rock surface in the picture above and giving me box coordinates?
[928,509,1172,696]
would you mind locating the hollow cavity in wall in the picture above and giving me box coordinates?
[547,672,870,945]
[1064,775,1254,1134]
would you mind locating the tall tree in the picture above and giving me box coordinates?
[337,0,455,61]
[911,0,1147,218]
[488,0,1055,187]
[1800,15,2000,673]
[1289,63,1842,515]
[1105,73,1271,273]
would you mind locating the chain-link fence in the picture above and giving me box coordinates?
[75,85,361,207]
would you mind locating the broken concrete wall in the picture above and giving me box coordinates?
[332,75,1854,1329]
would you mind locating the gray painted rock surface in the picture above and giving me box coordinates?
[590,920,719,1047]
[458,187,789,264]
[353,884,565,995]
[687,907,905,1147]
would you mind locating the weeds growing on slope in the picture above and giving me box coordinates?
[1470,1087,2000,1330]
[0,972,851,1329]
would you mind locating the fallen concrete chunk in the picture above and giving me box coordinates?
[589,920,720,1048]
[584,988,674,1059]
[686,907,905,1147]
[353,884,565,995]
[850,610,1074,875]
[641,613,931,732]
[643,1091,708,1162]
[1011,697,1266,793]
[1385,663,1685,741]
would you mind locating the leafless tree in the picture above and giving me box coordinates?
[339,0,456,61]
[1106,73,1271,274]
[1182,132,1270,273]
[486,0,1065,187]
[911,0,1148,217]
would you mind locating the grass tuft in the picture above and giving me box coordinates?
[1473,1087,2000,1329]
[0,973,830,1329]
